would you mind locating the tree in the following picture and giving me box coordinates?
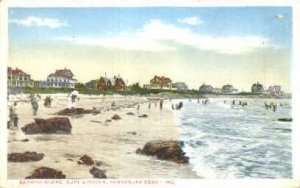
[131,82,141,91]
[75,82,85,90]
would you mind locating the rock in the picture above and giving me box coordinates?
[111,114,121,120]
[127,131,137,135]
[78,155,94,165]
[21,117,72,135]
[278,118,292,122]
[92,107,101,115]
[105,119,112,123]
[95,160,103,166]
[90,120,102,124]
[138,114,148,118]
[21,139,29,142]
[136,140,189,164]
[56,108,93,116]
[126,112,135,115]
[8,152,44,162]
[89,167,107,179]
[25,167,66,179]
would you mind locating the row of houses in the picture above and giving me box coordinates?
[8,67,128,91]
[199,82,284,97]
[251,82,284,97]
[7,67,285,96]
[8,67,78,90]
[199,83,238,94]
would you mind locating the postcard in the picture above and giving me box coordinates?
[1,0,300,188]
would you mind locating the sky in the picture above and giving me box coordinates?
[8,7,292,92]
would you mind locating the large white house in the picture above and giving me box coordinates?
[37,68,77,89]
[8,67,34,88]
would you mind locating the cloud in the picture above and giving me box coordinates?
[139,20,272,54]
[57,36,173,52]
[276,14,285,22]
[178,16,204,25]
[10,16,68,29]
[58,19,273,55]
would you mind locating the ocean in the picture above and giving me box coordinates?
[172,98,292,179]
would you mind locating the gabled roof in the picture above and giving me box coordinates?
[252,82,264,88]
[48,68,74,79]
[8,67,30,76]
[100,75,125,85]
[199,84,213,89]
[100,77,111,84]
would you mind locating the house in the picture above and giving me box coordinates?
[199,83,221,94]
[97,75,126,90]
[37,68,77,89]
[97,77,112,90]
[221,84,238,94]
[7,67,34,88]
[266,85,284,97]
[144,75,175,90]
[85,79,99,90]
[251,82,264,94]
[112,76,126,90]
[173,82,188,90]
[199,84,213,93]
[211,88,222,94]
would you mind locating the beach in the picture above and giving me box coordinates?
[7,94,198,179]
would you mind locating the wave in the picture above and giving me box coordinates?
[173,98,292,178]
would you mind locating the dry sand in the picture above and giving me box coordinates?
[7,94,198,179]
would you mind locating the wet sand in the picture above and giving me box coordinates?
[7,94,198,179]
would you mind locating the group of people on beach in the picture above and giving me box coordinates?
[264,102,278,112]
[8,93,40,130]
[231,99,248,107]
[171,102,183,110]
[8,91,80,130]
[147,100,164,110]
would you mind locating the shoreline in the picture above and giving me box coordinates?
[7,94,199,179]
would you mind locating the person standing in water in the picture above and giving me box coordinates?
[159,100,163,110]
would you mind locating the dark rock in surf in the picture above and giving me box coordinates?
[136,140,189,164]
[278,118,292,122]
